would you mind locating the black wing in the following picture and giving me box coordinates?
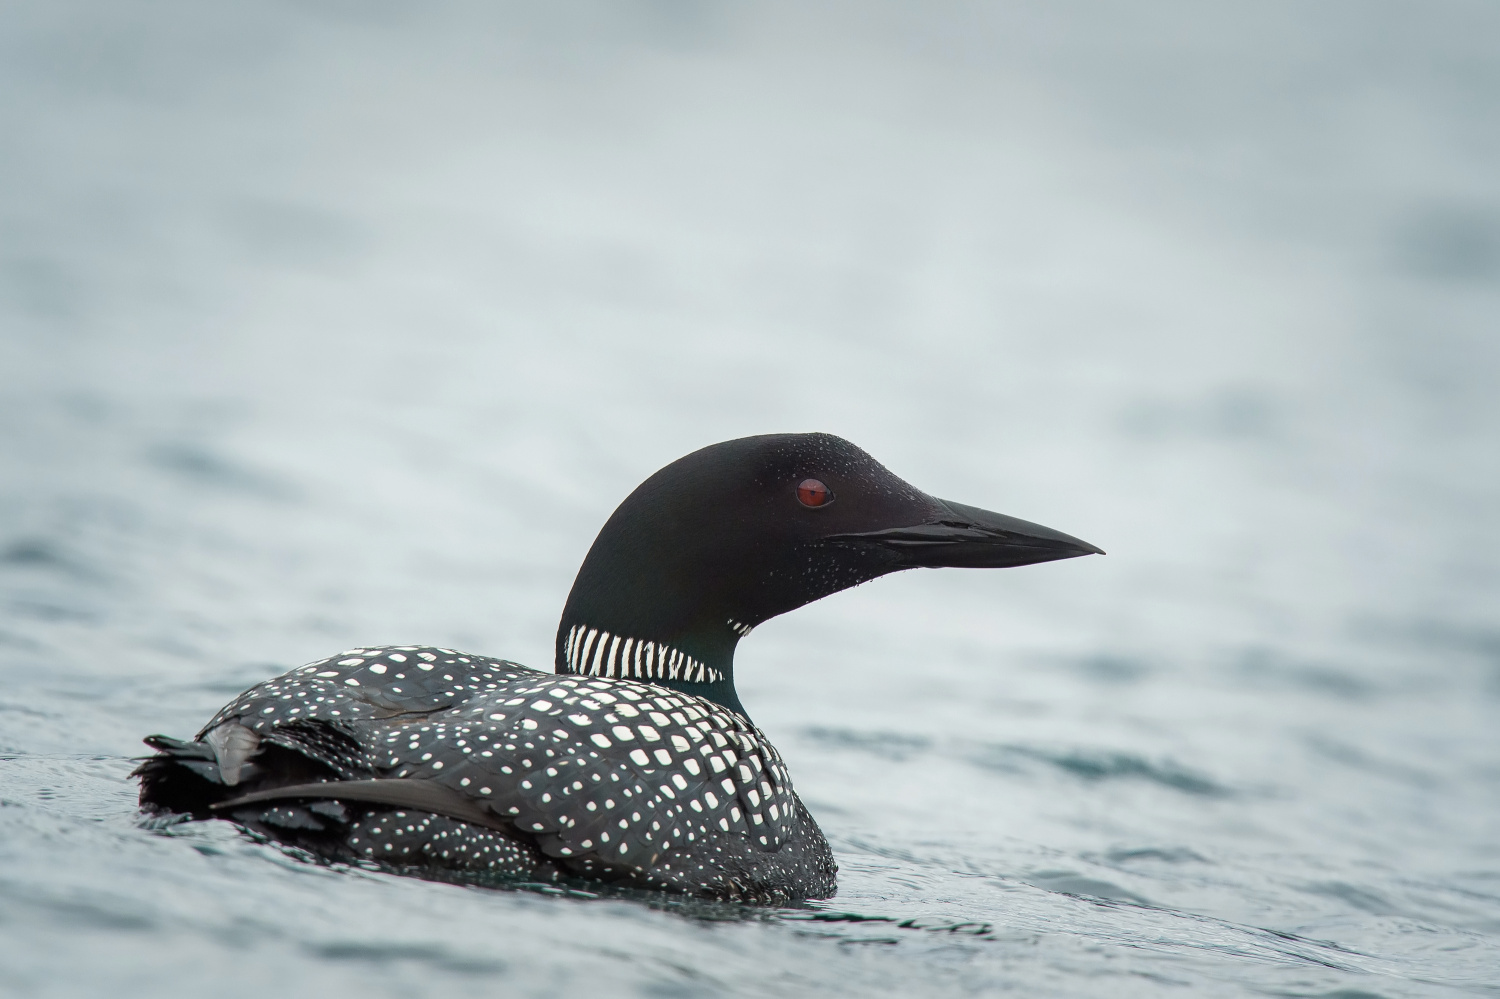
[182,646,802,884]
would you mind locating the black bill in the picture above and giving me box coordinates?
[826,497,1103,569]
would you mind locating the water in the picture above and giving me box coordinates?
[2,2,1498,996]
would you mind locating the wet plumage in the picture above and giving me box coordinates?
[138,646,833,900]
[138,433,1100,901]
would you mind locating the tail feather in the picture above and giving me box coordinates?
[136,735,235,817]
[135,732,327,817]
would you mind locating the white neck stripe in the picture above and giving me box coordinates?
[562,625,722,684]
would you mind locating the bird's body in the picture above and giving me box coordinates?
[137,433,1098,901]
[137,645,836,901]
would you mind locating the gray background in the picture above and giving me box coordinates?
[1,2,1497,996]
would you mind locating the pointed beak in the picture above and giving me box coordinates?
[825,497,1104,569]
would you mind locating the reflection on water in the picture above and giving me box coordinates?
[1,2,1498,996]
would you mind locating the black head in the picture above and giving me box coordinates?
[556,433,1101,717]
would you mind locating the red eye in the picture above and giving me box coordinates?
[796,478,833,508]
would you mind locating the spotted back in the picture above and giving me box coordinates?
[205,647,801,878]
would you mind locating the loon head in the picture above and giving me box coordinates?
[556,432,1102,717]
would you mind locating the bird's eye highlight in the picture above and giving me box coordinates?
[796,478,833,508]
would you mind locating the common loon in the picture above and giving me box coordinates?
[137,433,1101,902]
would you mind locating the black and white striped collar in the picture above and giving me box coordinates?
[560,624,725,685]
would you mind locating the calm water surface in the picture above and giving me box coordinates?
[2,3,1498,996]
